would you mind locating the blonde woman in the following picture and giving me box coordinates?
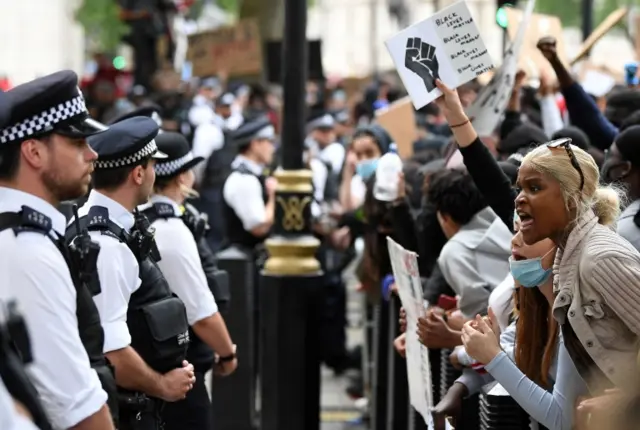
[140,131,237,430]
[435,78,640,395]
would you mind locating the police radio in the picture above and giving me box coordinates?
[130,208,161,262]
[182,202,208,241]
[2,300,32,364]
[69,205,101,296]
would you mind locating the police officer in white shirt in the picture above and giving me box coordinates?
[306,111,345,175]
[140,131,238,429]
[0,71,114,429]
[221,115,278,250]
[71,117,196,430]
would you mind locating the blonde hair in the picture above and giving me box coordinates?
[521,143,624,227]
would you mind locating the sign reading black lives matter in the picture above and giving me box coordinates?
[385,0,494,110]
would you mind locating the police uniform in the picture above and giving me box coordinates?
[221,116,274,250]
[140,132,234,429]
[109,104,164,129]
[69,117,191,430]
[0,71,111,429]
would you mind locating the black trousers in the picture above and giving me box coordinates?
[119,407,162,430]
[161,371,213,430]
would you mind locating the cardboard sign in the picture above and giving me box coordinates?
[466,0,535,137]
[375,97,417,159]
[187,19,263,78]
[385,0,494,109]
[505,8,567,79]
[571,8,627,66]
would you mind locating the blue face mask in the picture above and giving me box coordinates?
[356,158,379,180]
[509,248,555,288]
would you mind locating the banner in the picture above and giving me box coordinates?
[387,238,446,428]
[187,19,263,78]
[465,0,535,137]
[375,97,418,159]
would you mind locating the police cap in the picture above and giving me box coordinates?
[89,116,167,169]
[0,90,9,128]
[154,132,204,178]
[232,115,275,149]
[307,111,335,132]
[0,70,107,145]
[109,103,163,128]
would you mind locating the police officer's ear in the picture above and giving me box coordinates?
[131,163,148,186]
[20,136,51,170]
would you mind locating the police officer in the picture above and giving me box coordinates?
[0,71,114,429]
[141,131,237,429]
[70,117,196,430]
[221,115,278,250]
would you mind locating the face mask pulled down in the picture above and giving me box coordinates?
[356,158,379,181]
[509,248,555,288]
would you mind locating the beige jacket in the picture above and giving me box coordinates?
[552,210,640,390]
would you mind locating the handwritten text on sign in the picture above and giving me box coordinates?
[433,3,492,82]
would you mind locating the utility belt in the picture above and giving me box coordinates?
[128,295,190,374]
[118,390,164,430]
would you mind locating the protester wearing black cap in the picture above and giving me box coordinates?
[221,115,278,250]
[140,132,237,430]
[0,71,115,429]
[69,117,196,430]
[602,125,640,251]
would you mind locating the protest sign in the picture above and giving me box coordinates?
[187,19,263,78]
[387,238,436,427]
[466,0,535,137]
[375,97,417,159]
[571,7,627,66]
[505,8,566,78]
[385,0,494,110]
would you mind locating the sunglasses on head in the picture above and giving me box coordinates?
[546,138,585,191]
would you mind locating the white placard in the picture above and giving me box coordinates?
[581,70,616,98]
[385,0,494,110]
[465,0,535,137]
[387,238,438,427]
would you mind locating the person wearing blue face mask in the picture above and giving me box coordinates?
[460,212,588,430]
[339,124,391,211]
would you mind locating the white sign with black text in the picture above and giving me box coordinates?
[465,0,536,136]
[385,0,494,109]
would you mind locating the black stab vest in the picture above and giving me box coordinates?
[0,206,116,428]
[142,202,217,367]
[67,206,190,376]
[221,163,269,250]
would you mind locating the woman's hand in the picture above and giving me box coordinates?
[461,315,501,365]
[417,310,461,349]
[393,333,407,358]
[445,310,465,331]
[434,79,468,125]
[399,307,407,332]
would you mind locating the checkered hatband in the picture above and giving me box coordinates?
[95,139,159,169]
[0,94,88,144]
[155,152,194,176]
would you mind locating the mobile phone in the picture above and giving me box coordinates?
[437,295,457,311]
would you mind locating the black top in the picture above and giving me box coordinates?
[459,137,516,233]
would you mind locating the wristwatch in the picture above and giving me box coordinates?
[218,352,236,363]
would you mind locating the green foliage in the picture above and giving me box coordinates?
[535,0,639,29]
[75,0,129,52]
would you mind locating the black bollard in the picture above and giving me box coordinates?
[258,0,324,427]
[385,295,409,430]
[210,247,256,430]
[370,300,390,430]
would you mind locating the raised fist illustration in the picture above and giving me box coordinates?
[405,37,440,92]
